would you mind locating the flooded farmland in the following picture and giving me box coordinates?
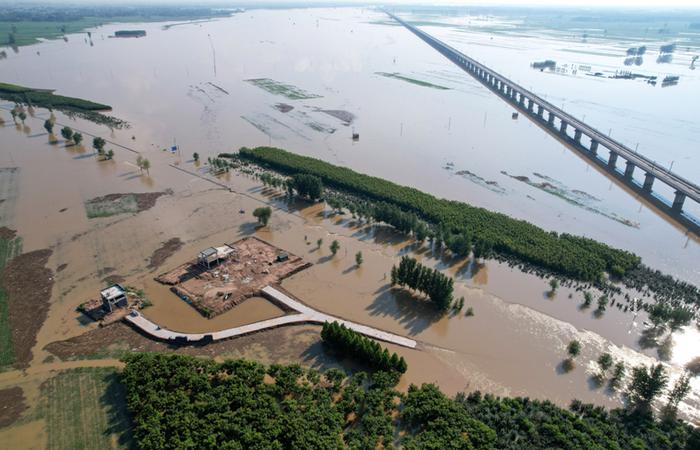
[0,5,699,442]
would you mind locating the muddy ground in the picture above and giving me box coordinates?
[0,387,26,428]
[3,249,54,368]
[147,237,183,270]
[0,227,16,240]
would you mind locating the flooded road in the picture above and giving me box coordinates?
[0,6,698,432]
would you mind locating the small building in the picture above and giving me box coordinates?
[198,247,220,268]
[276,252,289,262]
[101,284,128,313]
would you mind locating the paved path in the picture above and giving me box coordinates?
[124,285,417,349]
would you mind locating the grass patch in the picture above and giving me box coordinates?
[245,78,322,100]
[84,195,138,219]
[0,234,22,368]
[0,82,110,111]
[375,72,450,90]
[42,367,133,450]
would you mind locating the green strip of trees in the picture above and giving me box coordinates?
[321,321,407,374]
[391,256,454,311]
[226,147,699,312]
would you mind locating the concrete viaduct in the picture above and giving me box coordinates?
[387,12,700,233]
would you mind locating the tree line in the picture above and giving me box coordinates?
[391,256,454,311]
[227,147,699,315]
[321,321,407,374]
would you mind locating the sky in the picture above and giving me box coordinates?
[11,0,700,9]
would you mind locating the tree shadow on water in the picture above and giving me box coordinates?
[99,371,136,449]
[365,287,442,336]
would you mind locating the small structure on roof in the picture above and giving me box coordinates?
[101,284,128,313]
[198,247,221,269]
[276,252,289,262]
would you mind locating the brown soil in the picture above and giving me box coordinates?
[0,387,27,428]
[147,237,184,270]
[0,227,16,240]
[3,249,54,368]
[156,236,311,317]
[44,321,332,365]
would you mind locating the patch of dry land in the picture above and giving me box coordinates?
[156,236,311,317]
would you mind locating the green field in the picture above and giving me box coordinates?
[376,72,451,90]
[245,78,323,100]
[84,195,139,219]
[0,233,22,368]
[42,368,132,450]
[0,82,111,111]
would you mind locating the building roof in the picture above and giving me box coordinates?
[199,247,218,258]
[101,284,126,301]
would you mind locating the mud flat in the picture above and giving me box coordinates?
[147,237,183,270]
[0,386,26,427]
[3,249,53,368]
[155,236,311,317]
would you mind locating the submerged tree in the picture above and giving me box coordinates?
[60,126,73,143]
[193,152,200,162]
[105,149,115,160]
[43,119,53,134]
[72,132,83,146]
[355,251,363,267]
[18,111,26,124]
[92,136,106,154]
[628,364,668,415]
[253,206,272,226]
[663,373,691,420]
[330,240,340,256]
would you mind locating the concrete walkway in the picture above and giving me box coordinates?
[124,285,417,349]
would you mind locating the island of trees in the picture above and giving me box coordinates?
[391,256,454,311]
[120,353,699,450]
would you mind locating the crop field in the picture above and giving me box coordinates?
[375,72,451,90]
[84,195,139,219]
[42,368,132,450]
[0,232,22,368]
[245,78,322,100]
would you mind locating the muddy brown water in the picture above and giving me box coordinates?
[0,7,698,435]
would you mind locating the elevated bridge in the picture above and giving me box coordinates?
[387,12,699,233]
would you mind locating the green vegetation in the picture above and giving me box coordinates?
[192,152,199,162]
[43,118,53,134]
[321,321,407,373]
[60,126,73,142]
[244,78,322,100]
[253,206,272,226]
[330,239,340,256]
[72,131,83,146]
[232,147,639,281]
[355,251,363,267]
[121,353,699,449]
[136,155,150,175]
[92,136,105,154]
[0,82,127,128]
[290,173,323,201]
[228,147,700,317]
[0,232,22,368]
[375,72,451,90]
[549,278,559,294]
[0,5,230,47]
[391,256,454,311]
[628,363,668,414]
[84,194,138,219]
[42,367,132,449]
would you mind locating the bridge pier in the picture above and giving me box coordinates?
[537,105,544,117]
[548,112,555,126]
[527,99,534,112]
[590,140,599,155]
[608,152,618,168]
[518,93,525,106]
[672,191,686,212]
[624,161,635,179]
[560,121,568,135]
[574,129,582,143]
[643,172,655,192]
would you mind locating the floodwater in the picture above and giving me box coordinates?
[0,6,699,433]
[0,7,697,283]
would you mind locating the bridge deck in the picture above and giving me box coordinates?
[388,12,700,205]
